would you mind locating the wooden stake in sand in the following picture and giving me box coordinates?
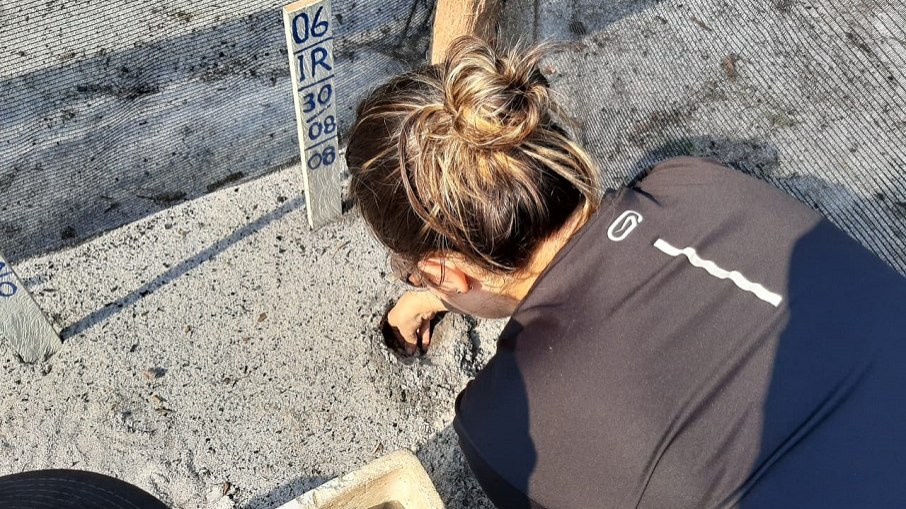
[430,0,501,64]
[0,251,60,363]
[283,0,342,228]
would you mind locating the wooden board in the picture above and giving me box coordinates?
[277,450,443,509]
[430,0,501,64]
[283,0,342,228]
[0,252,60,363]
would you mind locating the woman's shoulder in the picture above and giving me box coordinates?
[629,156,816,219]
[637,156,750,186]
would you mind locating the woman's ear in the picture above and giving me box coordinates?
[418,256,472,295]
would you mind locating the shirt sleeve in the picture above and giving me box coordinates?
[454,416,547,509]
[453,341,544,509]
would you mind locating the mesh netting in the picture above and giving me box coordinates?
[2,0,904,276]
[0,0,433,261]
[530,0,906,274]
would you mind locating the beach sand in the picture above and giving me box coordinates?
[3,1,904,507]
[0,165,501,508]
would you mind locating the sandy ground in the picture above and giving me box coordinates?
[1,0,433,261]
[0,164,502,508]
[3,1,904,508]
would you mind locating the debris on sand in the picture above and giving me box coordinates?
[723,53,740,82]
[142,367,167,380]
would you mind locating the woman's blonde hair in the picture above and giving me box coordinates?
[347,36,602,277]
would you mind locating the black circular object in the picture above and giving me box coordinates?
[0,469,169,509]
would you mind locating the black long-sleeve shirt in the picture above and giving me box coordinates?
[454,156,906,508]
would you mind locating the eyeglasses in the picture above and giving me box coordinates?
[388,254,427,290]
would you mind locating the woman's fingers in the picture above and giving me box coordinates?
[400,324,419,355]
[385,295,442,357]
[395,316,433,356]
[419,316,433,353]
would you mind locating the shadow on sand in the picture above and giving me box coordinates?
[1,0,433,262]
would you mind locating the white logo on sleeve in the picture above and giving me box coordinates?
[608,210,643,242]
[653,238,783,307]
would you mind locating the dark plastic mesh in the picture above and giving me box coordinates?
[530,0,906,274]
[0,0,433,261]
[3,0,904,277]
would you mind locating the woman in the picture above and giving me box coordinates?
[346,36,906,508]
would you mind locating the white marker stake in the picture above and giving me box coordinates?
[0,251,60,363]
[283,0,342,228]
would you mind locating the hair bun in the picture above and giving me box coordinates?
[442,36,551,151]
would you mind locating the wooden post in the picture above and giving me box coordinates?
[0,251,60,363]
[283,0,342,228]
[430,0,502,64]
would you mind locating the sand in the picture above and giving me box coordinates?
[3,1,904,507]
[0,165,501,508]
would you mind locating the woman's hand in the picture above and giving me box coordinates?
[385,291,448,355]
